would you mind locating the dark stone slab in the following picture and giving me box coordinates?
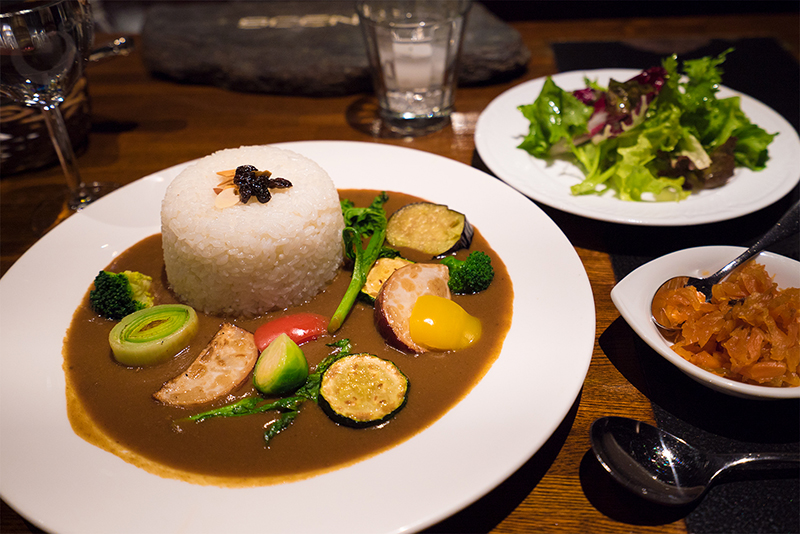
[140,1,529,96]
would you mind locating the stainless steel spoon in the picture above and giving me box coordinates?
[651,200,799,332]
[590,416,800,506]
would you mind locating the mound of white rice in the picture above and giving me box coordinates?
[161,145,344,316]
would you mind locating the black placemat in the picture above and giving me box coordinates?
[552,39,800,534]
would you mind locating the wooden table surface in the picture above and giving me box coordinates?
[2,11,798,534]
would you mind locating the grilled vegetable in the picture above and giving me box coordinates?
[153,323,258,406]
[254,313,328,352]
[186,339,354,445]
[253,333,309,396]
[109,304,198,366]
[374,263,451,353]
[409,295,482,351]
[319,353,408,428]
[359,257,414,304]
[386,202,473,257]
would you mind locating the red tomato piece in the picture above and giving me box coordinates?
[254,313,328,352]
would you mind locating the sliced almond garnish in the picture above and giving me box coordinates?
[215,186,240,209]
[215,169,236,190]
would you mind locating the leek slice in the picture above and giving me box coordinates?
[109,304,198,366]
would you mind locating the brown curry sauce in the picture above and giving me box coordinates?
[63,190,513,487]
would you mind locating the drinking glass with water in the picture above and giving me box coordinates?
[356,0,472,136]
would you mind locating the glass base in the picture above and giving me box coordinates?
[381,112,450,137]
[345,96,453,139]
[32,181,121,235]
[67,181,121,211]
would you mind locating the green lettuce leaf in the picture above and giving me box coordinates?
[517,77,593,158]
[517,49,777,202]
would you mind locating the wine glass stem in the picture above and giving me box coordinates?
[39,103,88,210]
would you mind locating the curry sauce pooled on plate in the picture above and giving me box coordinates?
[63,146,513,487]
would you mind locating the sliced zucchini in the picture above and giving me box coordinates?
[359,257,414,304]
[319,353,408,428]
[386,202,473,257]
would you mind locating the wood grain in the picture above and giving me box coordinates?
[1,12,797,534]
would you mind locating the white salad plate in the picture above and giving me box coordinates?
[475,69,800,226]
[0,141,595,534]
[611,246,800,400]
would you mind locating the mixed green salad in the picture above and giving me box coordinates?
[517,50,777,201]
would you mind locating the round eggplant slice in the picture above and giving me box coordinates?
[374,263,451,353]
[386,202,473,257]
[319,353,408,428]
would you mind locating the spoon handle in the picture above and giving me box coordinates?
[719,451,800,471]
[706,200,800,286]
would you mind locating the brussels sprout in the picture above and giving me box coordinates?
[253,333,309,396]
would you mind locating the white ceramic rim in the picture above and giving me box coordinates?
[0,140,596,534]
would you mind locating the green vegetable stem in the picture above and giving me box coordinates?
[328,192,390,333]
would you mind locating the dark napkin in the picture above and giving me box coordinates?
[552,39,800,533]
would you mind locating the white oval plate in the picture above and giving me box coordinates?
[611,246,800,399]
[0,141,595,534]
[475,69,800,226]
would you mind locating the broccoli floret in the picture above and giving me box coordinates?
[89,270,154,320]
[440,251,494,294]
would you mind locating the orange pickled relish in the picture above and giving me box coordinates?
[661,261,799,387]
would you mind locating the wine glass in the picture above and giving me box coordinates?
[0,0,118,231]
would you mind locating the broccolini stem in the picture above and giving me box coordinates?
[328,225,387,333]
[264,410,299,444]
[186,396,303,422]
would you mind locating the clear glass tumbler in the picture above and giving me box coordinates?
[356,0,472,136]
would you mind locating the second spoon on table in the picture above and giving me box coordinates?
[590,416,800,506]
[651,200,799,333]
